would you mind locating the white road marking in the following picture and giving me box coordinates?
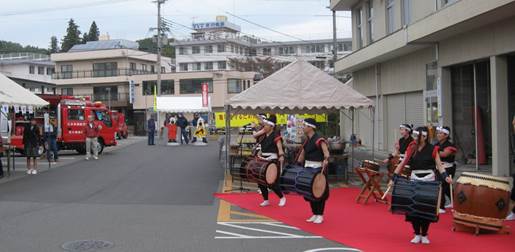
[216,222,322,240]
[218,222,306,237]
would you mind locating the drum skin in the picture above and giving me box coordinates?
[453,173,511,221]
[244,159,278,185]
[391,177,441,223]
[280,164,328,201]
[362,160,380,172]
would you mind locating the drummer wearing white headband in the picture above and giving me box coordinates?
[384,124,414,164]
[296,118,330,224]
[436,126,457,212]
[390,126,452,245]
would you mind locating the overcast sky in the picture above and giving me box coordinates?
[0,0,352,49]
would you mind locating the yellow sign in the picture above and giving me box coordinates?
[153,85,157,112]
[215,112,327,128]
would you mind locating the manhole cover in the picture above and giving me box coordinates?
[62,240,114,252]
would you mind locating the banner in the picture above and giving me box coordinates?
[28,105,34,114]
[214,112,327,128]
[129,80,135,104]
[14,105,19,113]
[1,104,8,114]
[21,105,27,114]
[153,85,157,112]
[202,82,209,107]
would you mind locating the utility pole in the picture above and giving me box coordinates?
[153,0,167,126]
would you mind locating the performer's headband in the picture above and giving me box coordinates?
[412,130,428,137]
[303,121,317,129]
[399,124,412,131]
[263,119,275,126]
[436,126,449,135]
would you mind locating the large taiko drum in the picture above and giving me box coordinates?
[453,172,511,229]
[244,158,279,185]
[362,160,380,172]
[390,177,442,222]
[280,164,328,201]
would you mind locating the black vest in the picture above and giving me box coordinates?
[303,133,325,162]
[437,140,456,163]
[409,143,437,171]
[399,136,414,154]
[260,131,281,153]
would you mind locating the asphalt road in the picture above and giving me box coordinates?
[0,137,350,252]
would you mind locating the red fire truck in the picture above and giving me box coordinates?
[11,95,117,154]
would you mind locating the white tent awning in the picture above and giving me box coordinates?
[226,60,373,114]
[156,96,211,113]
[0,73,49,107]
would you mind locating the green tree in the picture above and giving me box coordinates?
[0,40,48,54]
[137,36,175,58]
[61,19,82,52]
[228,57,285,78]
[49,36,59,53]
[83,21,99,43]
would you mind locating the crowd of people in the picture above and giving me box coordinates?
[147,113,208,146]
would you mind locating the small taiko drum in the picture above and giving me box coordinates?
[453,172,511,230]
[362,160,380,172]
[280,164,328,201]
[388,156,412,177]
[244,158,279,185]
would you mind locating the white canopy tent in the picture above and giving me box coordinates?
[0,73,49,107]
[223,60,375,169]
[156,96,212,113]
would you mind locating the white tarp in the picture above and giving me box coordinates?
[156,96,211,113]
[0,73,49,107]
[226,60,374,113]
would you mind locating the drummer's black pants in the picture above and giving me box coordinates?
[411,218,430,236]
[310,200,326,215]
[259,183,283,201]
[439,165,456,209]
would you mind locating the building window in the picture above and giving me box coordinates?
[205,62,213,70]
[179,63,188,71]
[46,67,55,75]
[60,64,73,79]
[61,87,73,95]
[179,79,213,94]
[425,62,438,124]
[29,65,35,74]
[356,8,363,48]
[150,65,155,73]
[218,61,226,70]
[142,64,148,72]
[230,45,234,53]
[344,42,352,51]
[179,47,186,55]
[161,80,174,95]
[37,66,44,75]
[130,62,136,73]
[192,46,200,54]
[367,0,374,43]
[279,47,295,55]
[93,62,117,77]
[262,48,271,56]
[94,86,118,101]
[402,0,412,26]
[192,62,201,71]
[217,44,225,53]
[142,80,156,96]
[440,0,456,8]
[227,79,242,94]
[161,67,166,73]
[205,45,213,53]
[386,0,395,34]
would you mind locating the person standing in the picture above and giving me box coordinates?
[147,117,156,145]
[84,114,101,160]
[44,119,59,164]
[391,126,452,244]
[436,126,457,212]
[177,113,189,144]
[255,115,286,207]
[296,118,330,224]
[23,118,41,174]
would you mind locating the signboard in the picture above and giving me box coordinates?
[192,21,241,31]
[202,83,209,107]
[214,112,327,128]
[129,80,135,104]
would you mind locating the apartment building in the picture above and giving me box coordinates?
[331,0,515,176]
[0,53,56,94]
[51,39,173,123]
[172,16,352,73]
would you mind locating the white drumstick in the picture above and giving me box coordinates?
[382,185,392,200]
[449,175,453,206]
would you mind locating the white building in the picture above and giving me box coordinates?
[172,16,352,73]
[0,53,56,94]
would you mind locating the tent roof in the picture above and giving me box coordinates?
[226,60,373,114]
[156,96,211,113]
[0,73,49,107]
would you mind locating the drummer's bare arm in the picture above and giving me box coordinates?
[394,144,414,175]
[434,151,452,183]
[276,140,285,165]
[252,128,265,139]
[297,149,305,164]
[439,146,456,158]
[321,142,330,172]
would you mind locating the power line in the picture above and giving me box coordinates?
[0,0,137,17]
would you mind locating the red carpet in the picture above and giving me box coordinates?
[215,188,515,252]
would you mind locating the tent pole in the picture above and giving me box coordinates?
[351,107,355,170]
[372,107,375,160]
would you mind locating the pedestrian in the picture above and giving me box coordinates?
[23,118,41,174]
[44,118,59,164]
[177,113,189,144]
[147,117,156,145]
[84,114,101,160]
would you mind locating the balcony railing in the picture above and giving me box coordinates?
[52,68,161,80]
[92,92,130,102]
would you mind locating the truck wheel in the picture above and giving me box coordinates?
[97,139,105,154]
[122,132,128,139]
